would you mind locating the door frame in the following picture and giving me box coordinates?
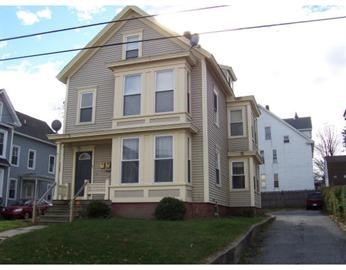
[72,146,95,198]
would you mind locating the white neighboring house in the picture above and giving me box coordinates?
[258,105,314,192]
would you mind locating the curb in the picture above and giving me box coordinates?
[205,215,276,264]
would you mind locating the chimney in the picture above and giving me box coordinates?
[183,31,191,40]
[295,112,299,119]
[265,105,270,111]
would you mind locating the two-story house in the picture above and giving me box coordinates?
[258,105,314,192]
[0,89,56,207]
[49,6,262,218]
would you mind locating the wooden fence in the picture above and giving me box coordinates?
[261,190,315,209]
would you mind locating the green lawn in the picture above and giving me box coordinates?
[0,217,262,264]
[0,220,29,233]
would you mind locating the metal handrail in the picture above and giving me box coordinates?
[37,182,57,204]
[69,180,89,222]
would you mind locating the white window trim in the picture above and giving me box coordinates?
[121,137,140,184]
[27,149,36,170]
[123,73,142,116]
[155,69,175,113]
[76,88,97,125]
[11,145,21,167]
[0,129,8,159]
[228,107,246,138]
[213,88,219,127]
[230,159,248,191]
[48,155,56,174]
[215,148,221,187]
[122,30,143,60]
[154,135,174,183]
[8,178,17,200]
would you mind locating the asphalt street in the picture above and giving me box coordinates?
[245,209,346,264]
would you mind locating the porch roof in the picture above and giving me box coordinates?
[20,173,54,182]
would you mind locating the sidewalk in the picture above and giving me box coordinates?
[0,225,47,243]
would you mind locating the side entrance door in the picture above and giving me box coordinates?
[74,151,92,196]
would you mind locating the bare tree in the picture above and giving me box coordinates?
[313,125,342,182]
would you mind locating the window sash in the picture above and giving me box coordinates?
[81,92,93,108]
[155,136,173,159]
[126,35,139,51]
[8,179,16,199]
[215,151,220,185]
[0,133,4,156]
[187,72,191,113]
[187,137,191,183]
[121,161,139,183]
[49,156,55,173]
[28,151,35,169]
[274,173,279,188]
[122,138,139,160]
[123,94,141,116]
[11,146,19,166]
[265,127,271,140]
[79,91,94,123]
[230,110,243,136]
[232,162,245,189]
[155,90,173,112]
[155,159,173,182]
[273,149,278,163]
[156,70,174,92]
[124,75,141,95]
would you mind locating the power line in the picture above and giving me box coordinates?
[0,5,229,43]
[1,14,346,62]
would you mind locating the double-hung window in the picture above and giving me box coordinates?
[48,155,56,174]
[78,90,95,123]
[27,149,36,170]
[213,90,219,126]
[0,130,7,158]
[265,126,271,140]
[230,110,243,136]
[273,149,278,163]
[8,179,17,200]
[232,161,245,189]
[121,138,139,183]
[274,173,279,188]
[215,149,221,186]
[155,136,173,182]
[11,145,20,166]
[124,74,141,116]
[155,70,174,113]
[125,35,140,59]
[260,150,265,164]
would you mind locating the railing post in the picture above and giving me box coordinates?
[105,179,110,200]
[84,182,89,200]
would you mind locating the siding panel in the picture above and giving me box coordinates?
[228,138,249,152]
[229,191,252,207]
[191,62,204,202]
[206,67,229,206]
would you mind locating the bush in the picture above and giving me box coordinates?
[322,186,346,220]
[155,197,186,220]
[86,201,111,218]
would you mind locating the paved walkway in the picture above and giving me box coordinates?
[0,225,46,243]
[245,210,346,264]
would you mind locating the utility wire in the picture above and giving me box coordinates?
[0,5,228,42]
[1,14,346,62]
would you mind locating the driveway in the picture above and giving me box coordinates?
[245,210,346,264]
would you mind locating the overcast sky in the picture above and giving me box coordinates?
[0,0,345,150]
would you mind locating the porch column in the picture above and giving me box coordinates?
[53,142,61,200]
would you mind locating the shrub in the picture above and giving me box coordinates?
[86,201,111,218]
[155,197,186,220]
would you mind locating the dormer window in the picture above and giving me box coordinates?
[123,31,142,60]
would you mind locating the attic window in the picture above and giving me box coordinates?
[284,135,290,143]
[123,31,142,60]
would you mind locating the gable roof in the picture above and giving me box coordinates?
[283,116,312,130]
[57,6,234,97]
[259,105,313,143]
[15,111,55,143]
[0,89,21,127]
